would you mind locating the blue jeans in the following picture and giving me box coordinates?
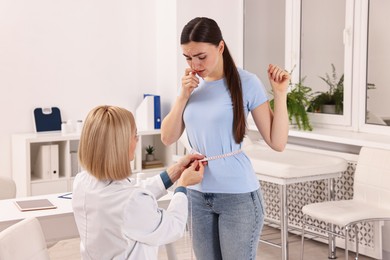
[188,188,265,260]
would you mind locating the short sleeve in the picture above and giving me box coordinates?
[240,69,269,112]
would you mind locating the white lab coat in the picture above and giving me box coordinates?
[72,171,188,260]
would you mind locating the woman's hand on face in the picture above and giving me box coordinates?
[177,160,204,187]
[180,68,200,100]
[267,64,290,95]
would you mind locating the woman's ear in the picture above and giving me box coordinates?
[218,40,225,54]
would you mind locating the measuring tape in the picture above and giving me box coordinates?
[191,149,243,162]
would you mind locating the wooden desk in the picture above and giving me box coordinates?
[0,191,176,259]
[245,144,348,260]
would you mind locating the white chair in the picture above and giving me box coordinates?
[0,176,16,199]
[300,147,390,260]
[0,217,50,260]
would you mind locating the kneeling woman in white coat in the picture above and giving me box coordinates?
[72,105,205,260]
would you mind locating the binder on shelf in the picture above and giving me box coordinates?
[33,144,59,180]
[50,145,59,179]
[70,151,80,177]
[130,155,136,171]
[144,94,161,129]
[135,94,161,131]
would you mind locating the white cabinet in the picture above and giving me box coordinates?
[12,133,79,197]
[12,130,170,197]
[133,130,170,173]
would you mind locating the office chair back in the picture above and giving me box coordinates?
[0,217,50,260]
[0,176,16,199]
[353,147,390,210]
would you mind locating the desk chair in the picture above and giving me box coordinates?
[0,176,16,199]
[0,217,50,260]
[300,147,390,260]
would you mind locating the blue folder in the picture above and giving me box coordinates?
[143,94,161,129]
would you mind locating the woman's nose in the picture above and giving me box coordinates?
[191,62,199,70]
[191,60,200,70]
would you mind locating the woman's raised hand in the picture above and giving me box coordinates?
[267,64,290,95]
[180,68,200,100]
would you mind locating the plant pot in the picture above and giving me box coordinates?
[321,105,336,114]
[289,117,298,128]
[146,154,155,162]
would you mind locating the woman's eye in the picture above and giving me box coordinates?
[186,57,192,61]
[199,56,206,60]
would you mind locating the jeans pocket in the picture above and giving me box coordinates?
[254,189,265,215]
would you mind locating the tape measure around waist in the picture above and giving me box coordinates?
[191,149,243,162]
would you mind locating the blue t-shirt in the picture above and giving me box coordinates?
[183,68,268,193]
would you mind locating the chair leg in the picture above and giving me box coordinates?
[345,226,349,260]
[328,222,337,259]
[354,225,359,260]
[300,215,307,260]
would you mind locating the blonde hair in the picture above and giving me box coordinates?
[78,105,136,180]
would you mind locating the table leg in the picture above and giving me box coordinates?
[327,178,337,259]
[280,185,289,260]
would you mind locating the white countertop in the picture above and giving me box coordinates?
[288,127,390,149]
[244,144,347,185]
[248,123,390,150]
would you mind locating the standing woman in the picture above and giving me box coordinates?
[161,17,290,259]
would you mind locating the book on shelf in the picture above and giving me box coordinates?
[142,159,164,169]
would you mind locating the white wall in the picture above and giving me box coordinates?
[155,0,178,118]
[176,0,244,80]
[0,0,243,179]
[0,0,157,178]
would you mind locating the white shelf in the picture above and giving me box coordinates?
[140,167,167,173]
[12,130,170,197]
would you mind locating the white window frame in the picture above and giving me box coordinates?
[355,0,390,135]
[287,0,354,128]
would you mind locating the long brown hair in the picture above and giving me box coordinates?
[181,17,246,143]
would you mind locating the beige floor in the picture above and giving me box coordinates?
[48,225,374,260]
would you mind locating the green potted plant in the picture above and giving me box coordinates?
[145,145,155,162]
[307,64,344,114]
[270,77,313,131]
